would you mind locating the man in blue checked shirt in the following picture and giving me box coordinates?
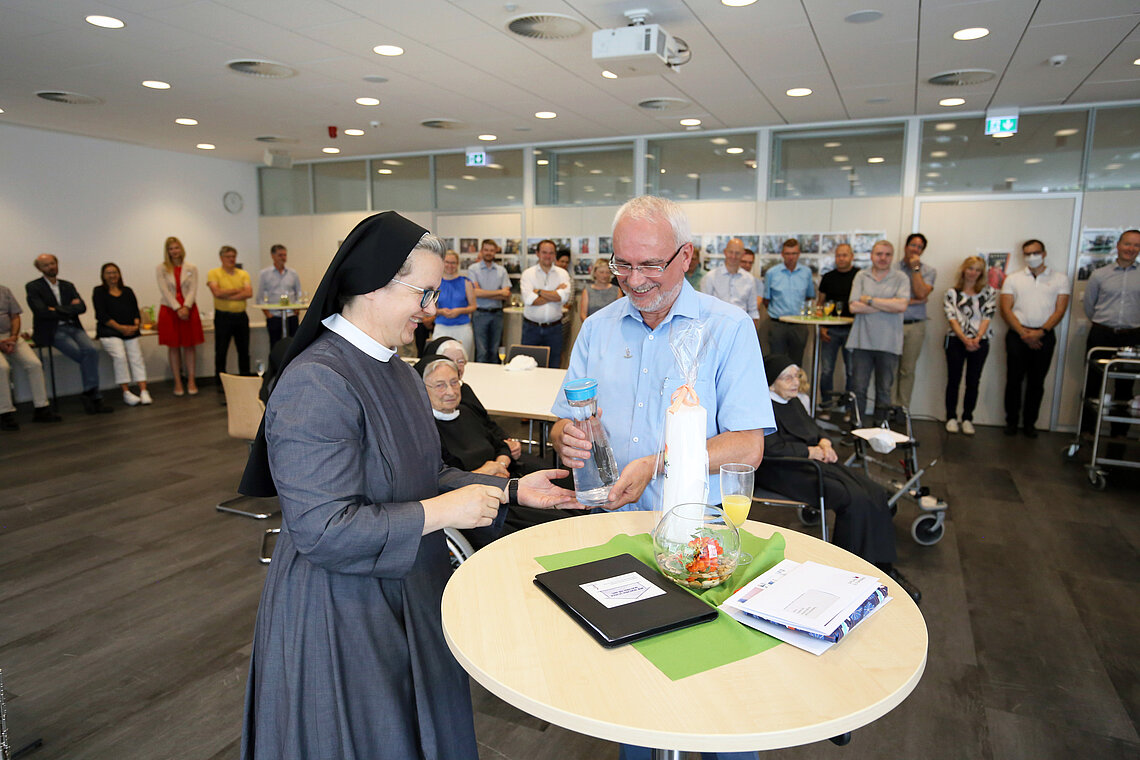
[763,238,815,364]
[551,196,775,517]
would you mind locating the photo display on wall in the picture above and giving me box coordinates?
[1077,228,1126,281]
[699,231,883,276]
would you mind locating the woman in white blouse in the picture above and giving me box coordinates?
[943,256,997,435]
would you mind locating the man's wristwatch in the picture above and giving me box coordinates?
[507,478,519,504]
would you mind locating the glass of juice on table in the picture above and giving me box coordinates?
[720,463,755,564]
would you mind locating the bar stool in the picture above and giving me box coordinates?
[30,341,59,410]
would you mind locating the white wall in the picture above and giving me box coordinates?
[0,122,259,398]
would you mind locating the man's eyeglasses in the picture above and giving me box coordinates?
[391,278,441,309]
[609,243,687,278]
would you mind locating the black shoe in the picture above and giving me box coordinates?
[886,567,922,605]
[81,394,114,415]
[32,406,62,423]
[0,412,18,431]
[1003,425,1018,436]
[1022,426,1038,439]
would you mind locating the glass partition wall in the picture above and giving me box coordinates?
[258,103,1140,215]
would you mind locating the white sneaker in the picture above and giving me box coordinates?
[139,389,153,405]
[945,418,959,433]
[123,390,141,406]
[961,419,975,436]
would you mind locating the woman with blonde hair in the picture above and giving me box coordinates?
[156,236,204,396]
[577,256,622,321]
[943,255,997,435]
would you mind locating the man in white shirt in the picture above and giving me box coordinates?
[520,239,571,367]
[701,237,760,328]
[257,244,303,347]
[1000,239,1071,437]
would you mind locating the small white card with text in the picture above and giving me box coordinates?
[580,572,666,609]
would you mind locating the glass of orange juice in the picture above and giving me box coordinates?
[720,463,755,564]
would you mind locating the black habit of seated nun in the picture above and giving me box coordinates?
[239,210,430,497]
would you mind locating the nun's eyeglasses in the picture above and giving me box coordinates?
[391,278,441,309]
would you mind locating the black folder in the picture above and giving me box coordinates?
[533,553,718,648]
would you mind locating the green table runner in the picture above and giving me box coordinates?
[535,529,786,680]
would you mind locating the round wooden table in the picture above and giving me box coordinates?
[441,511,927,755]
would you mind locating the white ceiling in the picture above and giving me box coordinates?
[1,0,1138,163]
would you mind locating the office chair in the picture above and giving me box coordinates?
[216,373,278,520]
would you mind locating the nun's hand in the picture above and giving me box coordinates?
[516,470,584,510]
[421,484,505,534]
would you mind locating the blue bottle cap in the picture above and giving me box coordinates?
[563,377,598,402]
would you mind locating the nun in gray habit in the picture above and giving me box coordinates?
[238,212,581,760]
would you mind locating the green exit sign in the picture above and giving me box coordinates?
[465,150,487,167]
[985,115,1019,135]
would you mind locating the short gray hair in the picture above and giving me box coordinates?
[395,233,445,277]
[613,196,691,249]
[422,357,458,382]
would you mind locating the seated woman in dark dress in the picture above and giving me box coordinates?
[761,353,920,602]
[422,335,522,460]
[417,354,571,542]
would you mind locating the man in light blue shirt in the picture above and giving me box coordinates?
[466,239,512,362]
[763,238,815,364]
[551,196,774,515]
[257,244,303,347]
[701,237,760,327]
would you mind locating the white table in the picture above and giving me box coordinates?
[442,511,928,756]
[777,315,854,414]
[461,362,567,455]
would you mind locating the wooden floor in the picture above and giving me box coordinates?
[1,383,1137,759]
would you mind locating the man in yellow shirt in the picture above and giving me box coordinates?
[207,245,253,392]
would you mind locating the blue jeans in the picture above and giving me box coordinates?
[521,319,562,368]
[472,309,504,363]
[817,324,852,406]
[51,323,102,395]
[850,349,899,425]
[620,745,756,760]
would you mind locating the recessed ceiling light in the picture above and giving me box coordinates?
[1134,58,1140,66]
[86,15,125,29]
[196,143,215,150]
[1106,163,1123,170]
[710,137,729,145]
[930,150,947,158]
[175,118,198,126]
[619,176,631,182]
[355,97,380,106]
[322,147,340,154]
[720,186,732,192]
[840,166,852,171]
[726,147,744,154]
[142,80,171,90]
[478,134,497,141]
[535,111,557,119]
[1005,177,1017,183]
[786,87,812,97]
[462,174,477,180]
[824,142,841,148]
[660,169,667,174]
[953,27,989,41]
[746,160,757,169]
[992,131,1014,138]
[0,107,5,114]
[1054,128,1079,137]
[443,184,457,190]
[939,97,965,107]
[382,159,403,166]
[377,168,393,174]
[867,156,885,163]
[344,128,364,136]
[833,155,849,162]
[536,159,549,166]
[554,180,566,185]
[601,70,618,79]
[589,168,603,174]
[935,122,957,131]
[487,163,503,169]
[680,118,702,126]
[687,173,700,179]
[1023,157,1043,164]
[926,172,941,178]
[373,45,404,56]
[508,195,517,200]
[721,0,758,6]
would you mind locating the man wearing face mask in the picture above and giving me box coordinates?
[999,239,1071,437]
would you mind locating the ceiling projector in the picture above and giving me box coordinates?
[592,23,682,76]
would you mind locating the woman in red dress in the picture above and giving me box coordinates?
[155,236,204,396]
